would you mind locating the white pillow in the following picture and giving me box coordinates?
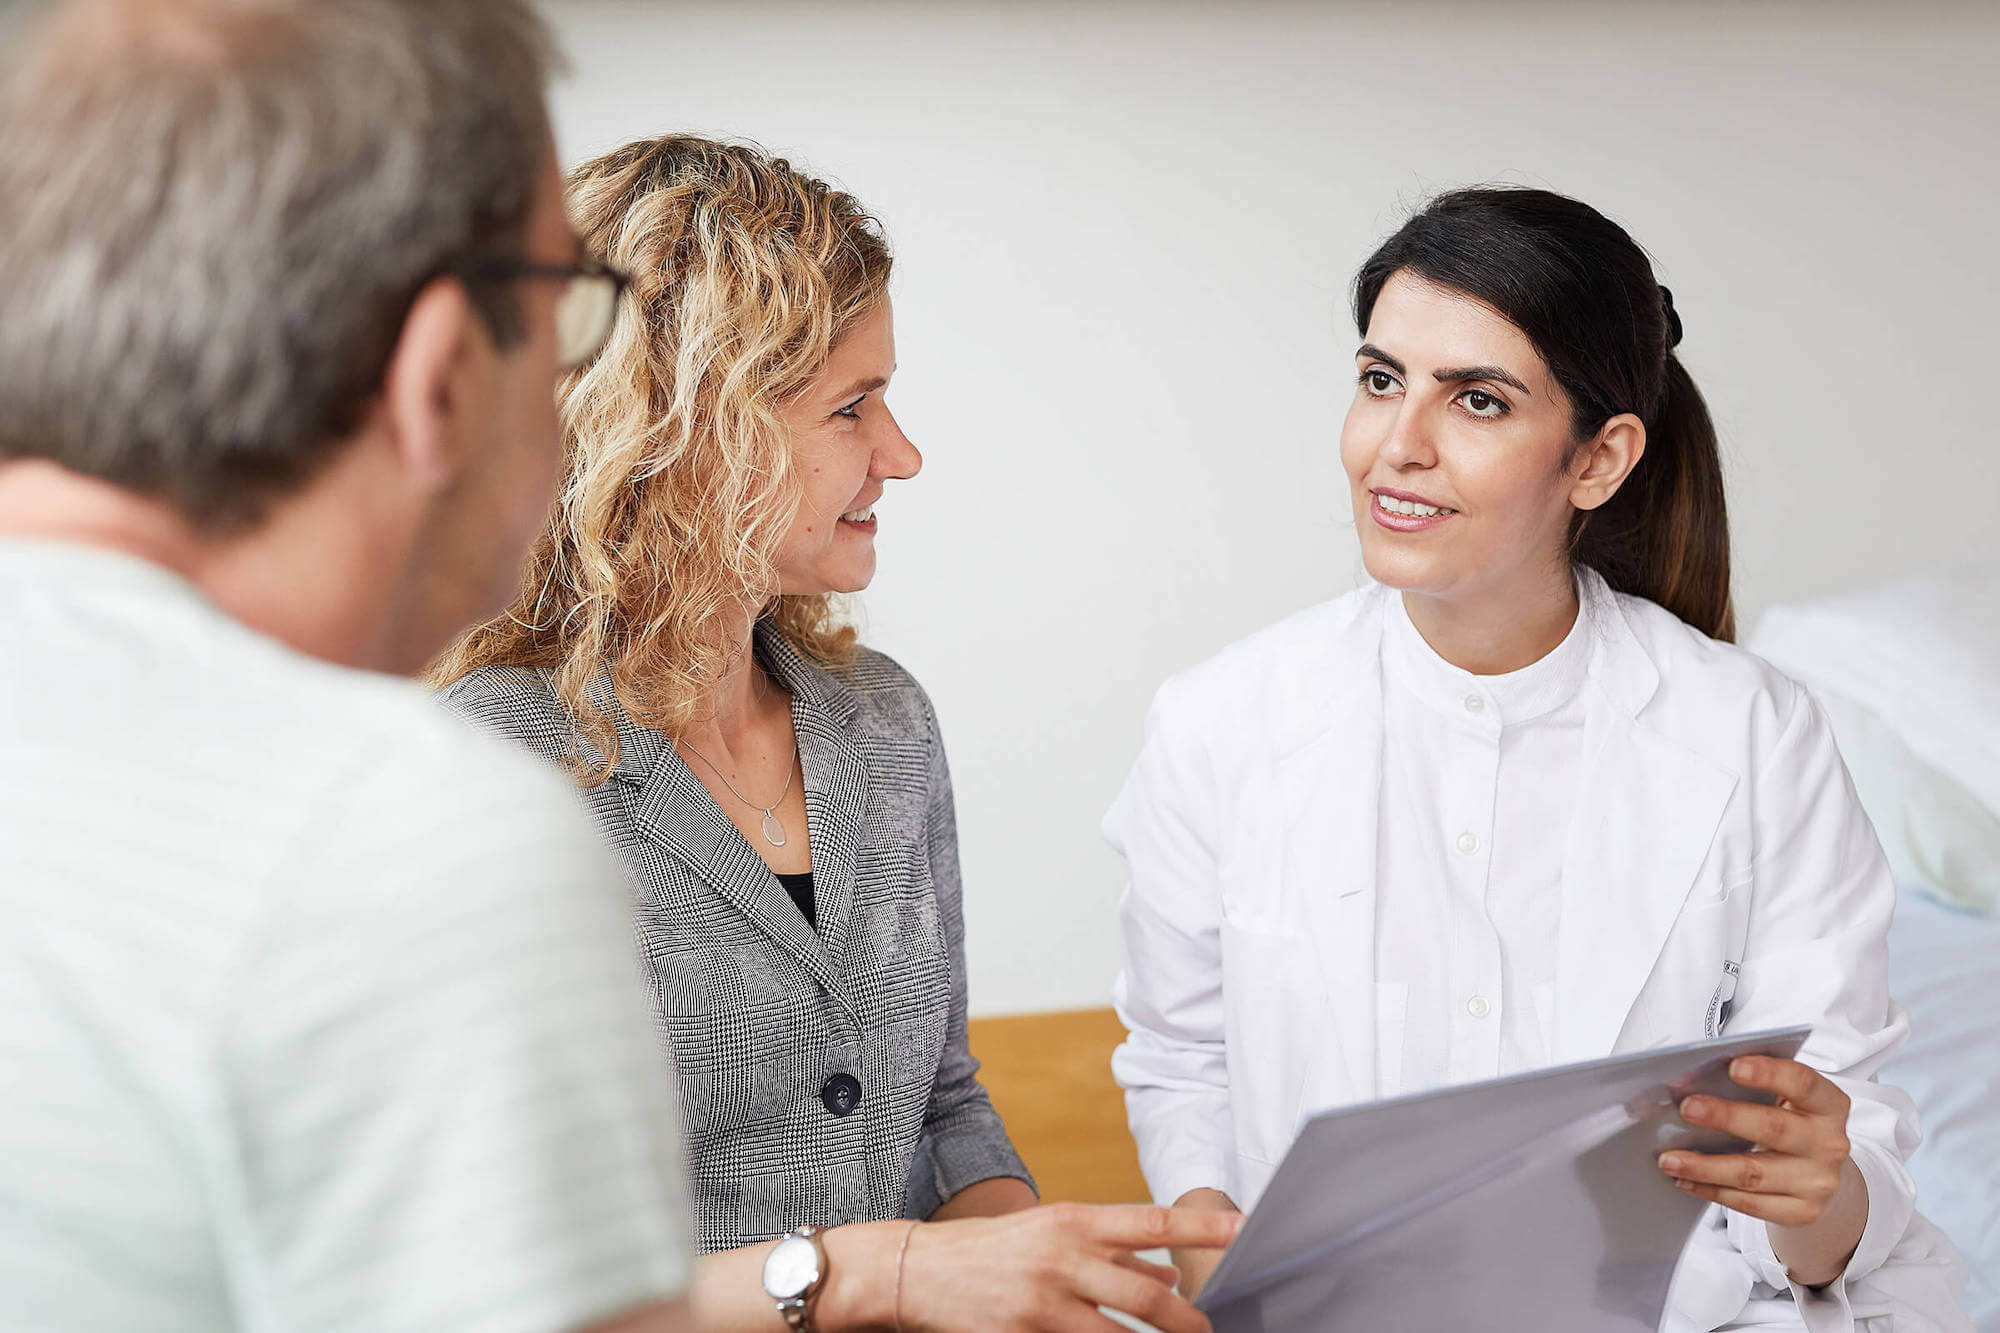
[1750,568,2000,914]
[1812,692,2000,914]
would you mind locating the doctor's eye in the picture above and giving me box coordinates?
[833,394,866,421]
[1359,368,1402,397]
[1456,388,1509,419]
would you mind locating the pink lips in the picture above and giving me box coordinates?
[1368,487,1455,533]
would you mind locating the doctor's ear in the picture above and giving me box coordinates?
[1568,412,1647,513]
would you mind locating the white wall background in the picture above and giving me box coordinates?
[546,1,2000,1016]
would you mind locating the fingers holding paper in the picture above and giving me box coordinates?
[1655,1056,1854,1228]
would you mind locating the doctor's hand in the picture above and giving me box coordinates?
[1166,1188,1242,1301]
[892,1202,1242,1332]
[1656,1056,1869,1288]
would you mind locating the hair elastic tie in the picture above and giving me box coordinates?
[1659,284,1684,348]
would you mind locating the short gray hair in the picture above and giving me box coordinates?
[0,0,560,530]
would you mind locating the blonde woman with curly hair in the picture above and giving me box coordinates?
[433,136,1235,1333]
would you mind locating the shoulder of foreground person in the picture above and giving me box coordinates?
[286,664,619,913]
[132,629,637,949]
[213,663,697,1333]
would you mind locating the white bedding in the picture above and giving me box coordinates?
[1883,889,2000,1330]
[1749,573,1998,1322]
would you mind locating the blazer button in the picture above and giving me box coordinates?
[821,1072,863,1118]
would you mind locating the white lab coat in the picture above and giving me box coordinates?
[1108,573,1970,1332]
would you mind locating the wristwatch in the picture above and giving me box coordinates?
[761,1225,829,1331]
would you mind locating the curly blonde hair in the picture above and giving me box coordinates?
[427,135,890,782]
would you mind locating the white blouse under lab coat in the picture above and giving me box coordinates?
[1107,571,1969,1332]
[1371,573,1593,1093]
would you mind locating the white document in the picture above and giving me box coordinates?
[1198,1026,1811,1332]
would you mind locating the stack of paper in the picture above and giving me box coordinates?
[1198,1027,1809,1332]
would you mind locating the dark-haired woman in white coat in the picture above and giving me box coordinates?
[1108,189,1969,1331]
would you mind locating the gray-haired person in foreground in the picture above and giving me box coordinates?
[0,2,694,1330]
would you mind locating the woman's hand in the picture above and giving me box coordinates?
[894,1202,1242,1332]
[1656,1056,1868,1286]
[1165,1188,1241,1300]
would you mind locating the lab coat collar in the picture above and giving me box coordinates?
[1384,575,1598,727]
[1574,566,1662,719]
[1551,569,1737,1060]
[1273,570,1638,750]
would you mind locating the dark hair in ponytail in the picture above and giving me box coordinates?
[1353,187,1734,642]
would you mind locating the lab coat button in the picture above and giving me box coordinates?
[1467,994,1492,1019]
[1464,694,1485,714]
[1456,831,1480,855]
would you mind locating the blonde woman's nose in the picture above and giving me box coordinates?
[873,407,923,480]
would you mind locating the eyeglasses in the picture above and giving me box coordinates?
[461,256,631,370]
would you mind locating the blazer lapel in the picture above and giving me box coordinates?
[606,661,858,1020]
[1551,587,1738,1063]
[759,626,865,982]
[1278,589,1388,1108]
[786,711,864,979]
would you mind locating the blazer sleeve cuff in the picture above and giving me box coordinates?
[906,1111,1036,1219]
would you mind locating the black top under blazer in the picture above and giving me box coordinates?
[440,624,1033,1252]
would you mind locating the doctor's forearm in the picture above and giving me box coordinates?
[1768,1157,1868,1289]
[1169,1187,1240,1298]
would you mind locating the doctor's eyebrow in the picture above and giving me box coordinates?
[1356,343,1533,398]
[1433,363,1532,396]
[1355,343,1405,375]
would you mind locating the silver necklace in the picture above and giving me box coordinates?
[677,738,796,848]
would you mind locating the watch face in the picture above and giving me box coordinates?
[762,1234,822,1301]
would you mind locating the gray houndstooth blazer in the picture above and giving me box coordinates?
[439,624,1033,1253]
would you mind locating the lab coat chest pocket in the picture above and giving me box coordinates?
[1612,793,1754,1047]
[1625,876,1753,1048]
[1682,798,1753,911]
[1218,918,1319,1163]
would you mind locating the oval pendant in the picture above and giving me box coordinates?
[761,810,788,847]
